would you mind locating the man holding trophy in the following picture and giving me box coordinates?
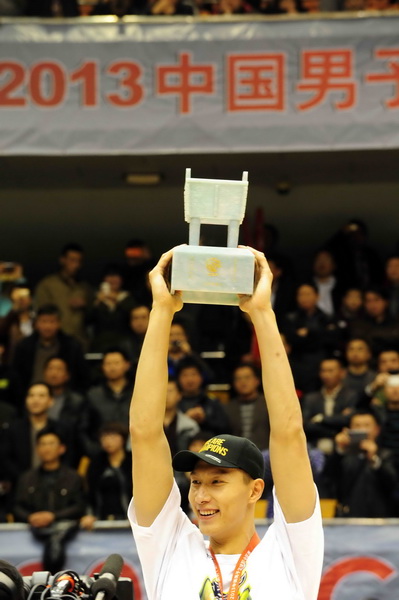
[128,170,324,600]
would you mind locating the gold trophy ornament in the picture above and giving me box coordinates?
[171,169,255,305]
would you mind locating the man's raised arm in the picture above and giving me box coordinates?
[130,249,183,527]
[240,248,315,523]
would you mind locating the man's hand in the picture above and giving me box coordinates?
[360,438,378,461]
[335,428,351,451]
[149,248,183,314]
[80,515,96,530]
[28,511,55,528]
[185,406,206,424]
[238,247,273,315]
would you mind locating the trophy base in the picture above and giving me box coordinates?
[171,245,254,306]
[180,291,248,306]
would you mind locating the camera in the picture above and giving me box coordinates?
[22,571,133,600]
[348,429,368,451]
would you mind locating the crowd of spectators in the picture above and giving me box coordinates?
[0,0,398,18]
[2,218,399,566]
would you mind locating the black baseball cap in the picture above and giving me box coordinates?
[172,434,265,480]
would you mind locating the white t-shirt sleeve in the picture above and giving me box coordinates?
[272,485,324,600]
[128,480,197,599]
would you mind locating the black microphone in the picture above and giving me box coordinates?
[91,555,124,600]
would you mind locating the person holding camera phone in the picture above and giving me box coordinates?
[129,246,323,600]
[326,409,397,517]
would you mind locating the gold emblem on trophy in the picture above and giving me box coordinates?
[206,258,221,277]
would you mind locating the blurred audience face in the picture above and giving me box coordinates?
[10,287,31,312]
[100,432,125,455]
[313,251,335,279]
[35,314,60,341]
[102,352,130,381]
[319,359,345,389]
[169,323,188,352]
[130,306,150,336]
[350,413,380,441]
[296,284,319,312]
[166,380,182,411]
[233,366,260,398]
[342,289,363,313]
[44,358,70,389]
[37,433,65,465]
[178,366,203,395]
[302,0,320,10]
[378,350,399,373]
[364,291,388,319]
[103,273,123,293]
[346,339,371,367]
[385,376,399,410]
[60,250,83,278]
[268,260,282,281]
[386,257,399,285]
[25,384,54,416]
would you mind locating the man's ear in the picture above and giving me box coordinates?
[249,478,265,504]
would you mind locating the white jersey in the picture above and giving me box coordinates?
[128,480,324,600]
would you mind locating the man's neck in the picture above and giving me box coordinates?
[348,364,369,376]
[209,524,257,555]
[42,460,61,471]
[30,414,49,429]
[39,336,57,347]
[108,377,127,393]
[323,383,342,395]
[238,392,258,403]
[51,385,66,397]
[108,449,125,467]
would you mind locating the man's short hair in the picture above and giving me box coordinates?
[175,358,204,380]
[102,347,131,362]
[233,362,261,379]
[297,281,319,294]
[36,426,66,445]
[43,355,70,371]
[98,422,129,444]
[350,408,382,427]
[364,286,389,301]
[36,304,61,319]
[60,243,83,256]
[27,381,52,396]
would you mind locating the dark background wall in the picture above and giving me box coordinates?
[1,148,399,286]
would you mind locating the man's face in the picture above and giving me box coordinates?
[37,434,65,464]
[319,360,344,388]
[342,289,363,312]
[296,285,318,311]
[130,306,150,336]
[168,324,187,352]
[350,414,380,441]
[378,351,399,373]
[346,340,371,367]
[188,462,260,540]
[102,352,130,381]
[364,292,387,319]
[178,367,203,395]
[44,358,69,388]
[100,433,125,454]
[233,367,260,397]
[166,381,182,410]
[59,250,83,277]
[25,384,53,416]
[35,314,60,340]
[386,258,399,285]
[385,384,399,410]
[313,251,335,278]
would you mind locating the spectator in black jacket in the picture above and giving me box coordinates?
[85,348,133,456]
[81,423,132,530]
[12,304,88,401]
[327,409,397,517]
[176,359,230,436]
[13,428,85,572]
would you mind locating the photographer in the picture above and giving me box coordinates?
[327,409,397,517]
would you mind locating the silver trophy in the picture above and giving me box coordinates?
[171,168,254,305]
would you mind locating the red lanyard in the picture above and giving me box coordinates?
[209,532,260,600]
